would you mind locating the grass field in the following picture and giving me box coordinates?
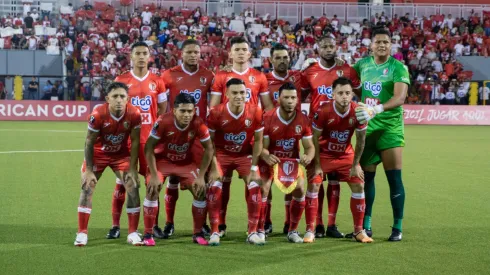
[1,122,489,275]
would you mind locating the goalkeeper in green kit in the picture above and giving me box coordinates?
[352,28,410,241]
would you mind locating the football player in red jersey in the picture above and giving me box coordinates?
[302,37,361,239]
[207,78,265,245]
[143,93,216,246]
[109,41,168,240]
[160,39,215,238]
[75,82,143,247]
[258,82,315,243]
[209,36,273,110]
[304,77,372,243]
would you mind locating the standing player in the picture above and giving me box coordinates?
[160,39,215,238]
[75,82,143,246]
[143,93,216,246]
[258,82,314,243]
[353,28,410,241]
[207,78,264,245]
[108,41,168,239]
[305,77,372,243]
[302,36,361,239]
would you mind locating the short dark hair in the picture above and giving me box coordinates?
[371,27,391,39]
[230,36,249,48]
[319,36,336,44]
[226,78,245,88]
[131,41,150,52]
[271,43,288,57]
[278,82,297,96]
[181,39,200,50]
[174,93,196,108]
[332,77,353,90]
[105,82,129,95]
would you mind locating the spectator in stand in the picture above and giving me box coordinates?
[83,1,93,11]
[141,7,152,25]
[66,71,76,100]
[478,83,489,105]
[0,79,5,100]
[27,77,39,100]
[24,12,33,29]
[456,80,469,105]
[41,80,54,100]
[91,80,102,101]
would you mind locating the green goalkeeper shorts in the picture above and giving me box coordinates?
[360,119,405,167]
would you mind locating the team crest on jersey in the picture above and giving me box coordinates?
[89,115,95,124]
[349,118,354,126]
[245,119,252,127]
[149,82,156,91]
[124,121,129,129]
[314,113,319,120]
[249,76,255,83]
[200,76,207,86]
[188,131,195,139]
[383,68,389,76]
[336,70,344,77]
[295,125,302,134]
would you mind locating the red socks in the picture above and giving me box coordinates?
[351,193,366,233]
[305,191,318,232]
[192,200,207,234]
[316,183,325,226]
[207,181,223,234]
[111,180,126,227]
[164,183,179,224]
[257,197,267,232]
[127,207,140,234]
[77,207,91,233]
[219,179,231,225]
[247,181,262,234]
[288,197,305,232]
[143,199,158,235]
[327,181,340,226]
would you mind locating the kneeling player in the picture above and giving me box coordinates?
[143,93,215,246]
[75,82,143,246]
[304,77,373,243]
[258,82,314,243]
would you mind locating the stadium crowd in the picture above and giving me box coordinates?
[0,1,489,105]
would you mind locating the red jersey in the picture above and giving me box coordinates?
[311,101,366,156]
[150,113,210,164]
[211,68,269,106]
[302,62,360,118]
[207,103,263,156]
[88,103,141,156]
[265,70,305,110]
[115,71,167,143]
[161,64,214,120]
[263,107,312,159]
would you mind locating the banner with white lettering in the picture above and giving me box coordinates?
[0,100,104,121]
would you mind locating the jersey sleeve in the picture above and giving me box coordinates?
[254,107,264,132]
[87,110,102,132]
[132,109,142,130]
[311,108,325,132]
[262,112,271,138]
[300,71,311,90]
[210,73,224,97]
[206,109,218,132]
[157,79,167,103]
[258,73,269,96]
[149,116,164,140]
[161,71,172,94]
[302,116,313,140]
[197,121,211,142]
[350,66,362,89]
[352,59,362,75]
[393,61,411,85]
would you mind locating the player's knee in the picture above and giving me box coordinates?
[307,181,320,193]
[294,180,305,196]
[362,165,377,173]
[349,183,364,194]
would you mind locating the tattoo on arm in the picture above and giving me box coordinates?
[85,131,98,172]
[353,130,366,166]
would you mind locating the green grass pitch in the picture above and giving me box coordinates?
[0,122,489,275]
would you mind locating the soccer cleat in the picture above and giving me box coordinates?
[388,228,402,242]
[218,224,227,238]
[153,225,165,239]
[247,232,265,246]
[326,225,344,238]
[264,222,273,235]
[127,232,144,246]
[315,224,326,238]
[143,233,155,246]
[201,224,211,236]
[303,231,315,243]
[257,232,266,243]
[283,223,289,235]
[365,228,373,238]
[287,231,304,243]
[74,232,88,246]
[193,233,209,246]
[352,230,374,243]
[161,223,174,239]
[106,226,120,239]
[208,233,220,246]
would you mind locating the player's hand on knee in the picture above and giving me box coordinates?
[192,177,206,200]
[314,164,323,179]
[81,171,97,190]
[299,154,312,167]
[350,165,364,181]
[124,169,140,190]
[301,58,318,72]
[207,167,222,185]
[147,174,161,196]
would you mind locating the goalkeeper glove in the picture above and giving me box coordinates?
[355,102,384,124]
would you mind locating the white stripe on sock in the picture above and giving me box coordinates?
[78,207,92,214]
[126,207,140,214]
[306,191,318,199]
[247,181,259,189]
[293,196,305,202]
[351,193,365,199]
[192,200,207,208]
[143,198,158,207]
[115,178,123,185]
[212,181,223,188]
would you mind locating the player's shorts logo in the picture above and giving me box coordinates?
[327,142,347,152]
[131,95,152,111]
[276,138,295,151]
[363,81,382,97]
[180,89,202,103]
[105,133,125,145]
[317,85,333,99]
[168,143,190,153]
[224,132,247,145]
[330,130,350,143]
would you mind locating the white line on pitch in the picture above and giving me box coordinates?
[0,129,84,133]
[0,149,83,154]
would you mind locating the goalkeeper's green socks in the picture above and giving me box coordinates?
[363,171,376,230]
[386,170,405,231]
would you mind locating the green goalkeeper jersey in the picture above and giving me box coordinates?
[353,56,410,127]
